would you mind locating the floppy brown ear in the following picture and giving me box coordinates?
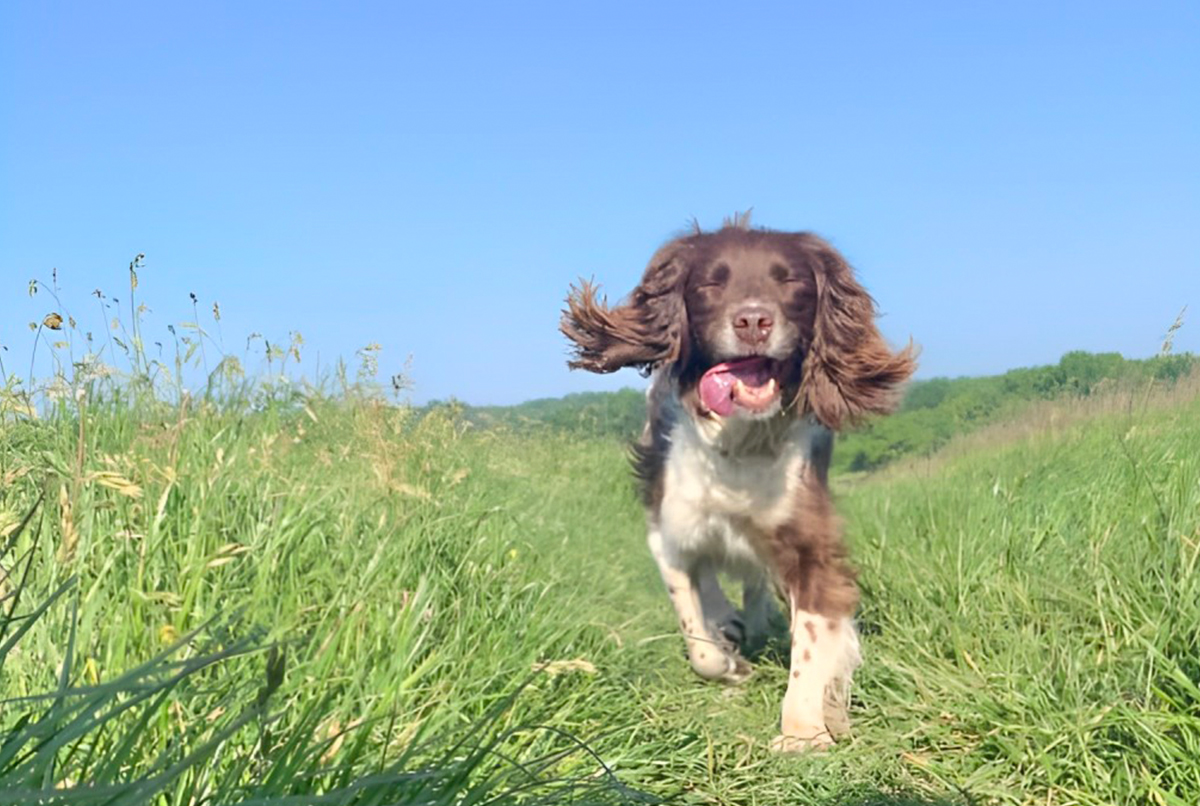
[561,242,689,374]
[798,235,917,430]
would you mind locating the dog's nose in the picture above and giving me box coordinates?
[732,306,773,345]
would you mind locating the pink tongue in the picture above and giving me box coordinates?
[698,358,774,416]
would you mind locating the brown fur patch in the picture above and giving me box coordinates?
[630,395,672,509]
[796,233,917,430]
[561,241,689,374]
[768,474,859,619]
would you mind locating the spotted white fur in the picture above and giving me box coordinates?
[646,372,860,750]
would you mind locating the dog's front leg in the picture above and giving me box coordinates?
[771,610,859,752]
[647,527,751,683]
[768,487,862,753]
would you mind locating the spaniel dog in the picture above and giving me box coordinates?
[561,216,915,751]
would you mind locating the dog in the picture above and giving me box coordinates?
[561,215,915,751]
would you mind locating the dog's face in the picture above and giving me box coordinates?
[679,231,818,419]
[562,224,915,431]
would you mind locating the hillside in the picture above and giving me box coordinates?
[449,350,1197,473]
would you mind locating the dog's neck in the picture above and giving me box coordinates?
[687,404,799,460]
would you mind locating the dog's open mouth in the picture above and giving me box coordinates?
[698,357,782,417]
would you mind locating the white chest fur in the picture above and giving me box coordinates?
[656,402,822,575]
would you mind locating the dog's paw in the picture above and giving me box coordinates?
[769,729,834,754]
[721,653,753,684]
[690,646,753,684]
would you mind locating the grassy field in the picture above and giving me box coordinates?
[2,366,1199,803]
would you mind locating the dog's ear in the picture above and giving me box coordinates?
[562,241,690,375]
[796,235,916,430]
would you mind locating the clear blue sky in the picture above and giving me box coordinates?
[2,1,1197,404]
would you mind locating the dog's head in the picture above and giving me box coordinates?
[562,220,916,430]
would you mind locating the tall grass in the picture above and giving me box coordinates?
[841,394,1200,804]
[1,263,649,803]
[0,399,658,802]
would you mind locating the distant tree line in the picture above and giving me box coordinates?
[836,350,1194,472]
[449,387,648,439]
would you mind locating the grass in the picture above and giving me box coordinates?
[2,393,675,803]
[2,266,1199,803]
[4,381,1198,804]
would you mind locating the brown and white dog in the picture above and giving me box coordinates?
[561,216,915,751]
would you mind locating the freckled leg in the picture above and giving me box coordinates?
[771,611,860,753]
[648,528,752,683]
